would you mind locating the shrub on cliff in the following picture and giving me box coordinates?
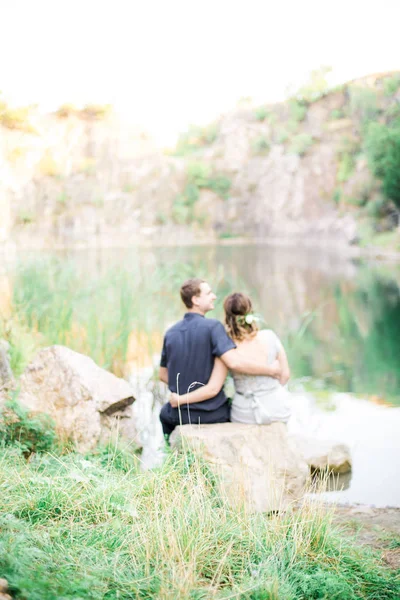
[365,121,400,211]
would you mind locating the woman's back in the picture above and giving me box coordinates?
[231,329,291,424]
[232,329,282,394]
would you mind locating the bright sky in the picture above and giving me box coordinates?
[1,0,399,144]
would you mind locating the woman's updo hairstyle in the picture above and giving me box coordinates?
[223,292,259,341]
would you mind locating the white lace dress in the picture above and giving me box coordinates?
[230,329,291,425]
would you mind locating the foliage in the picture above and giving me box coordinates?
[172,163,231,224]
[383,74,400,97]
[80,104,112,120]
[332,188,342,204]
[337,152,356,183]
[55,103,79,118]
[365,196,390,219]
[0,398,57,456]
[330,108,345,120]
[288,133,314,156]
[365,121,400,209]
[15,210,35,225]
[55,103,112,120]
[0,444,398,600]
[38,150,61,177]
[0,95,35,132]
[288,98,307,122]
[349,86,380,123]
[254,106,270,121]
[296,65,333,102]
[187,162,231,199]
[174,123,219,155]
[276,127,289,144]
[252,135,271,155]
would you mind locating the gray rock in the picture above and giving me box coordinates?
[171,422,309,513]
[18,345,139,452]
[290,434,352,474]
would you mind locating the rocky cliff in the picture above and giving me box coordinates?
[1,72,400,249]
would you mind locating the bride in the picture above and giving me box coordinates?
[170,292,292,425]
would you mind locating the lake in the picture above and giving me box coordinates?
[2,244,400,505]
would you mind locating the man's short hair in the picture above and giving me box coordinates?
[180,278,205,309]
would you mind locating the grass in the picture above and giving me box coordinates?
[0,257,189,376]
[0,437,398,600]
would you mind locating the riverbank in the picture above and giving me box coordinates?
[331,505,400,571]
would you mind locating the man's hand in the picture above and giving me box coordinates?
[170,392,180,408]
[268,360,282,380]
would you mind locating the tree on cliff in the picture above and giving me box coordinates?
[366,121,400,216]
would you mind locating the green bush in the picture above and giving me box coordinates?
[252,135,271,155]
[187,162,231,199]
[174,124,219,155]
[187,162,211,187]
[289,99,307,122]
[349,86,380,123]
[172,196,191,224]
[276,127,289,144]
[296,65,333,102]
[337,153,356,183]
[207,176,231,199]
[383,74,400,97]
[255,106,270,121]
[330,108,345,120]
[0,398,57,456]
[365,196,390,219]
[365,121,400,209]
[332,188,342,204]
[288,133,314,156]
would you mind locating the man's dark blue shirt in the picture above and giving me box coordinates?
[160,312,236,411]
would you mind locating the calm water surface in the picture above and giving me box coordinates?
[3,244,400,505]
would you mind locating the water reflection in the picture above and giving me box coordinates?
[3,245,400,403]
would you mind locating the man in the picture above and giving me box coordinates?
[159,278,281,437]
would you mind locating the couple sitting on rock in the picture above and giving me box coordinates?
[159,278,291,438]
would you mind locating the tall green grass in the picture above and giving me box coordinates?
[2,251,400,403]
[0,440,397,600]
[1,254,240,376]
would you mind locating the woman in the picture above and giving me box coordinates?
[170,292,292,425]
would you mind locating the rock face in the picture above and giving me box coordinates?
[0,340,13,389]
[18,345,138,452]
[2,72,399,249]
[170,422,309,513]
[290,434,352,474]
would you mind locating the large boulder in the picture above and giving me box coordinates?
[290,434,352,474]
[18,345,138,452]
[170,422,309,513]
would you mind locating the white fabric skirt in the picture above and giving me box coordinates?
[230,385,291,425]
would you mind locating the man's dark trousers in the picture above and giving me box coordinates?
[160,401,230,437]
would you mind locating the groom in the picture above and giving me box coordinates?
[158,278,281,437]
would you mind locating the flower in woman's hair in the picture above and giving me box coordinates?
[237,313,258,325]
